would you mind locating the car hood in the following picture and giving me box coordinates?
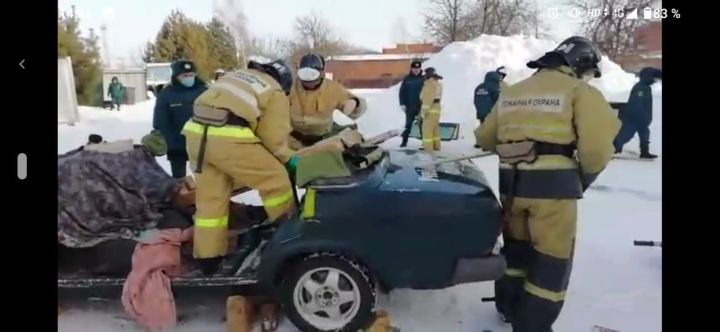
[382,149,492,194]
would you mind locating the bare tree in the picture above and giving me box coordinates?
[567,0,655,59]
[245,36,294,60]
[292,12,351,56]
[422,0,477,45]
[423,0,546,45]
[283,12,358,68]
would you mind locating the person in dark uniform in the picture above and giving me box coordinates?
[613,66,662,159]
[152,59,207,178]
[398,60,425,147]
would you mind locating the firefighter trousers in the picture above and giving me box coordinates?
[495,197,577,332]
[186,137,296,259]
[421,112,441,151]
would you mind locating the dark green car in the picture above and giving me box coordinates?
[257,148,505,331]
[58,138,506,331]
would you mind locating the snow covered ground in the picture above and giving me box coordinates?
[58,35,661,332]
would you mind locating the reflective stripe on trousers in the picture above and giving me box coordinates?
[262,190,294,208]
[195,215,229,228]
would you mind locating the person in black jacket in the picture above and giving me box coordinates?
[398,60,425,147]
[152,59,208,178]
[613,67,662,159]
[473,71,502,148]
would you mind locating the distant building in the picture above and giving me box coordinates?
[325,43,442,89]
[615,21,662,73]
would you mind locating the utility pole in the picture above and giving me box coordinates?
[100,24,111,67]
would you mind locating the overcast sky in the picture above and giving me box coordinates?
[58,0,584,61]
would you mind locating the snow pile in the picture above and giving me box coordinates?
[356,34,642,137]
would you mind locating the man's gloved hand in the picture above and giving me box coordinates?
[285,155,301,174]
[400,105,406,112]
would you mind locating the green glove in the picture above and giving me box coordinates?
[141,130,167,156]
[286,155,301,173]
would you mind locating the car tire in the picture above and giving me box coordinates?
[280,254,376,332]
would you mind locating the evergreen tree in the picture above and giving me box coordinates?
[145,10,234,80]
[58,6,102,105]
[206,17,240,71]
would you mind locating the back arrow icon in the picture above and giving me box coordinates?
[19,59,24,69]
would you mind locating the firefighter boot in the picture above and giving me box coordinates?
[197,257,224,276]
[639,141,657,159]
[226,296,255,332]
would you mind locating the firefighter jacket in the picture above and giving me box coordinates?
[184,68,294,164]
[289,78,366,136]
[478,66,621,198]
[420,77,443,118]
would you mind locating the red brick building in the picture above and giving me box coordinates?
[615,21,662,72]
[325,43,442,89]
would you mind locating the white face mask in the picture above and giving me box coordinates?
[297,67,322,82]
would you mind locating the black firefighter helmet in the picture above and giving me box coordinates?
[297,53,326,87]
[528,36,603,78]
[247,59,293,95]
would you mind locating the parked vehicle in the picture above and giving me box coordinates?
[145,62,172,96]
[58,130,506,331]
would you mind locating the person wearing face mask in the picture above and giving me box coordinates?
[152,59,207,178]
[288,53,367,149]
[398,60,425,147]
[613,66,662,159]
[478,36,620,332]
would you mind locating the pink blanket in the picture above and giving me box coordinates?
[121,228,193,330]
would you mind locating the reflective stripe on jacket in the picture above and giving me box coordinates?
[478,66,620,198]
[184,68,294,163]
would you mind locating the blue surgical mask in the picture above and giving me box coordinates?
[179,76,195,87]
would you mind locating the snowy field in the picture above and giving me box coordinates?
[58,35,661,332]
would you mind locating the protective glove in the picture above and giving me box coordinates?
[400,105,406,112]
[285,155,301,174]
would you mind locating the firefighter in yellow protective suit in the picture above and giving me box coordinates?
[289,53,367,149]
[478,37,620,332]
[183,59,297,332]
[419,67,443,151]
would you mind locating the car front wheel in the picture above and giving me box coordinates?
[280,254,375,331]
